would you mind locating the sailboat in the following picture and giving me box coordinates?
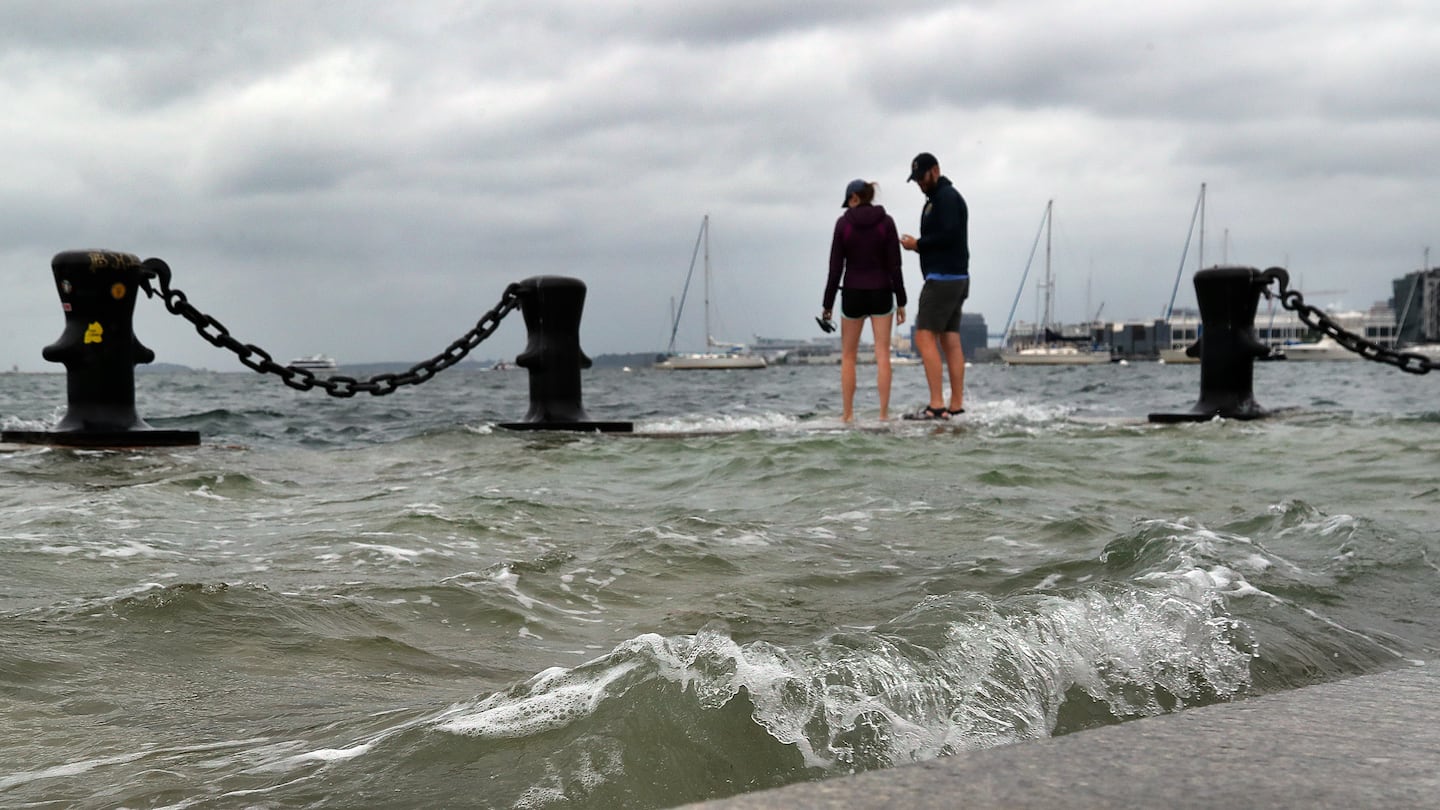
[999,200,1109,365]
[655,215,767,370]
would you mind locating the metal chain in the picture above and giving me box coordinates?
[137,258,522,396]
[1262,266,1436,375]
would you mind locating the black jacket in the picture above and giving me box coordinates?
[916,176,969,279]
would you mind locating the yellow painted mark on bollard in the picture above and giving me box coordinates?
[111,283,126,300]
[84,322,104,344]
[87,251,139,270]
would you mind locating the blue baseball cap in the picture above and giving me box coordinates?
[842,178,867,207]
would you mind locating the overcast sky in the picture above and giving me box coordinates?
[3,1,1437,372]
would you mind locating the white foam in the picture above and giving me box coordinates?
[293,742,373,762]
[439,660,641,738]
[0,750,148,790]
[822,510,872,523]
[347,542,423,564]
[637,411,798,434]
[189,483,228,501]
[972,397,1074,424]
[98,539,170,559]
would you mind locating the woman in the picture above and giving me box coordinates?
[822,179,907,422]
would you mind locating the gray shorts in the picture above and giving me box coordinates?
[914,278,969,332]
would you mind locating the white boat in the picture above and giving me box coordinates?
[1158,346,1198,364]
[999,200,1111,366]
[1282,335,1359,361]
[655,215,767,370]
[783,349,922,366]
[657,352,767,370]
[288,354,338,372]
[1004,344,1111,365]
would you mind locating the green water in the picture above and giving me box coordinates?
[1,362,1436,808]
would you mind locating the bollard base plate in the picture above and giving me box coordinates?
[1,430,201,448]
[498,421,634,433]
[1147,410,1267,423]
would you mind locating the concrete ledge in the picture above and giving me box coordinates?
[684,665,1439,809]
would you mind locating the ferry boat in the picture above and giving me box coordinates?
[288,354,338,372]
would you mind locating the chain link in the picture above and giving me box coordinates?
[1261,266,1436,375]
[138,258,522,396]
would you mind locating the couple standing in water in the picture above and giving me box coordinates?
[820,152,969,422]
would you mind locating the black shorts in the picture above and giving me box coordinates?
[914,278,969,332]
[839,288,896,320]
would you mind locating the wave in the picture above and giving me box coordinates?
[413,566,1252,807]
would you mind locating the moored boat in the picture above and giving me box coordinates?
[1003,345,1112,365]
[287,354,338,372]
[999,200,1111,366]
[1282,336,1359,361]
[655,215,767,370]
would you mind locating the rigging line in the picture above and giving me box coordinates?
[1165,182,1205,321]
[666,216,708,354]
[1002,199,1052,341]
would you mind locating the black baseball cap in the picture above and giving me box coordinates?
[907,152,938,182]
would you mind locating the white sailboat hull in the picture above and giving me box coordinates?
[1001,347,1110,365]
[1283,336,1359,361]
[1158,347,1199,364]
[655,353,767,370]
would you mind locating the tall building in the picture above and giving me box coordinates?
[1393,269,1440,345]
[959,312,988,360]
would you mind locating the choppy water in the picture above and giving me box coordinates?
[2,360,1437,809]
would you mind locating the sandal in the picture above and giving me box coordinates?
[903,405,950,421]
[946,407,965,416]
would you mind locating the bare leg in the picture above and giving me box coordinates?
[870,314,894,420]
[839,316,864,422]
[913,328,946,410]
[940,331,966,412]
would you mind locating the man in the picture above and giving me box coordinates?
[900,152,969,420]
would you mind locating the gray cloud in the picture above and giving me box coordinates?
[2,0,1437,373]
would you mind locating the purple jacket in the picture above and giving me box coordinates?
[824,203,906,311]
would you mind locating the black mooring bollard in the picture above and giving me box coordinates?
[1149,265,1281,423]
[498,276,632,433]
[1,250,200,447]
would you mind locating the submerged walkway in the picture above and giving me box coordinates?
[684,664,1439,809]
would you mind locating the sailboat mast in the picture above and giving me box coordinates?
[1198,183,1206,271]
[1163,182,1206,321]
[703,214,712,349]
[1043,199,1054,336]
